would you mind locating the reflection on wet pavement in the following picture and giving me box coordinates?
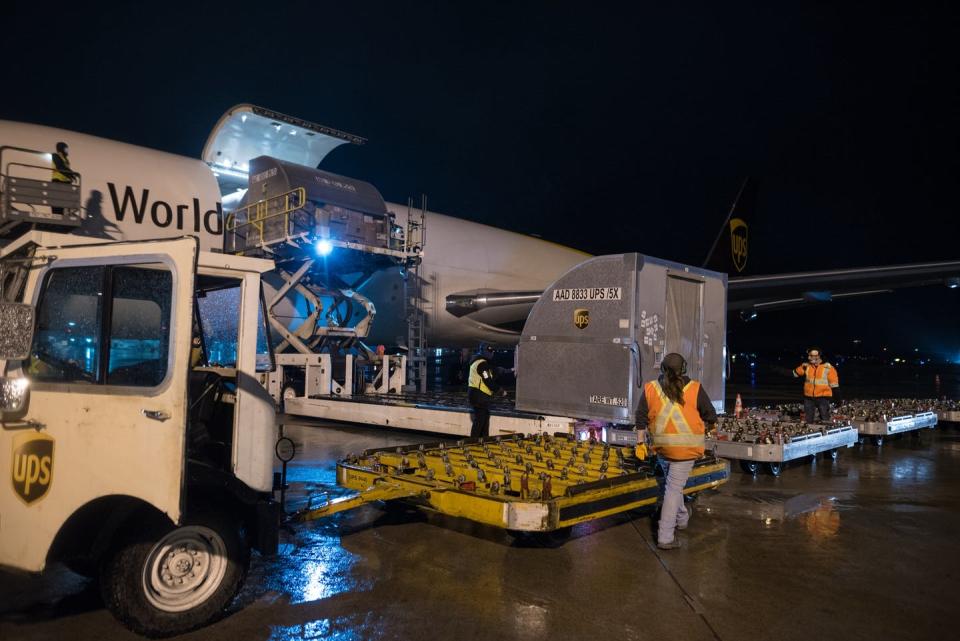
[2,418,960,641]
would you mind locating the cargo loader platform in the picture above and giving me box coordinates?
[284,390,577,437]
[296,433,729,533]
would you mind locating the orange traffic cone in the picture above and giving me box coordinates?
[735,393,743,418]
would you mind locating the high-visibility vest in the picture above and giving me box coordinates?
[52,152,72,182]
[644,380,706,460]
[793,363,838,398]
[468,359,493,396]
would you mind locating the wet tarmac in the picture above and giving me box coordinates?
[3,418,960,641]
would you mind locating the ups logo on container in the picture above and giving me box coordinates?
[730,217,748,273]
[574,308,590,330]
[11,432,54,505]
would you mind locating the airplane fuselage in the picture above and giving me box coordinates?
[0,120,587,347]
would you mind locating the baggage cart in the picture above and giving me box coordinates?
[707,424,858,476]
[854,412,937,446]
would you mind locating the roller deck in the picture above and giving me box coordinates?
[297,433,729,532]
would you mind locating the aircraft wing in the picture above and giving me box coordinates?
[444,260,960,330]
[727,260,960,313]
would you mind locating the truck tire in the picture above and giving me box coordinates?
[100,510,249,638]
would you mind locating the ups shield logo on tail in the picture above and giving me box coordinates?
[11,432,54,505]
[730,217,748,273]
[574,308,590,329]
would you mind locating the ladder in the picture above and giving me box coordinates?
[404,196,427,392]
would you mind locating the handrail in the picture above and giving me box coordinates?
[225,187,306,247]
[1,145,82,183]
[3,161,82,183]
[1,145,83,218]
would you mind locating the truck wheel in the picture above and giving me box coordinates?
[873,436,884,446]
[100,510,249,638]
[829,449,839,460]
[766,462,782,476]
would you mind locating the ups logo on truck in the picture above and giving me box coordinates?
[11,432,54,505]
[574,308,590,329]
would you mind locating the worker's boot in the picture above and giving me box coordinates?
[657,539,681,550]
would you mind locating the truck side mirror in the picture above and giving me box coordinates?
[0,302,35,360]
[0,303,34,421]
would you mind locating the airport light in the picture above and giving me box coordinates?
[947,277,959,289]
[316,239,334,256]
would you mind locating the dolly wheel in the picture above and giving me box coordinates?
[829,449,839,460]
[739,460,759,476]
[766,462,782,476]
[873,436,884,446]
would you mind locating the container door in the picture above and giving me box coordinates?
[664,274,704,378]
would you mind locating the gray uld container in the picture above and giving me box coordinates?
[516,253,727,424]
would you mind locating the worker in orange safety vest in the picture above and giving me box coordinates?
[793,348,839,423]
[635,353,717,550]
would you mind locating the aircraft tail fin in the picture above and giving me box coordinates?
[703,177,755,275]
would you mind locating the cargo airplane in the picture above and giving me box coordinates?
[1,105,957,348]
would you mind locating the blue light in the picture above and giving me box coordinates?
[316,239,334,256]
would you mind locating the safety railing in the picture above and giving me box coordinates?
[0,146,83,232]
[224,187,307,253]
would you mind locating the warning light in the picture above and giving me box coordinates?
[316,239,334,256]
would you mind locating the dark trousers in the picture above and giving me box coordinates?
[804,397,831,422]
[470,405,490,438]
[51,178,71,215]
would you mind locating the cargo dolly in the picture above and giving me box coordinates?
[707,423,858,476]
[853,411,938,446]
[296,433,729,534]
[936,410,960,424]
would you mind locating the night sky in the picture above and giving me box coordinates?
[4,2,958,360]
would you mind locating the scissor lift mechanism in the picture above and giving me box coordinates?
[297,433,729,532]
[225,187,426,403]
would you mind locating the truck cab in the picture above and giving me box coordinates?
[0,232,279,637]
